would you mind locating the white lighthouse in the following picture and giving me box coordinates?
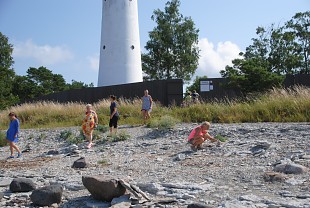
[97,0,143,87]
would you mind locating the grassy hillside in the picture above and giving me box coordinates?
[1,86,309,129]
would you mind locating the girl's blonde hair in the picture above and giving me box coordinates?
[201,121,210,129]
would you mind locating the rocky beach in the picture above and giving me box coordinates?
[0,122,309,208]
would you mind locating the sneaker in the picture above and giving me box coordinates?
[7,156,14,159]
[17,153,22,158]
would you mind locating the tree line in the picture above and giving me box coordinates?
[0,32,93,109]
[0,0,309,109]
[141,0,309,93]
[220,11,310,93]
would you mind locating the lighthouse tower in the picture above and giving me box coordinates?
[97,0,143,87]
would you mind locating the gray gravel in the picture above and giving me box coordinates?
[0,122,309,208]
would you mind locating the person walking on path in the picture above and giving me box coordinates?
[6,112,22,159]
[82,104,98,149]
[109,95,119,135]
[141,89,153,124]
[187,121,219,151]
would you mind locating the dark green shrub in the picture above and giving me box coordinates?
[92,130,104,141]
[111,131,130,142]
[148,115,179,129]
[215,134,228,142]
[60,130,84,144]
[97,158,109,166]
[60,130,74,140]
[95,124,109,133]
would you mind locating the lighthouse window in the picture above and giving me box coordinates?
[131,45,135,50]
[103,45,106,50]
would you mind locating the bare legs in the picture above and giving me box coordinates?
[85,132,93,148]
[7,140,21,157]
[190,136,218,150]
[109,116,118,136]
[190,137,205,150]
[109,127,117,135]
[142,110,151,124]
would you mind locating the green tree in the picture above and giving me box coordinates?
[221,57,284,93]
[13,68,94,101]
[186,75,208,93]
[13,66,67,100]
[0,32,18,109]
[268,26,302,74]
[220,11,310,94]
[221,26,284,93]
[285,11,310,74]
[142,0,200,82]
[66,80,94,90]
[27,66,67,97]
[12,75,36,101]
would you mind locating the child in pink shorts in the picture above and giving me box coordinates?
[187,121,219,151]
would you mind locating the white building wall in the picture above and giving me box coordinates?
[98,0,143,87]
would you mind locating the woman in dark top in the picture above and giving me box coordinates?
[109,95,119,135]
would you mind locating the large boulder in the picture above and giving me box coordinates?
[30,185,63,206]
[9,178,36,192]
[82,176,126,202]
[72,157,87,168]
[274,163,308,174]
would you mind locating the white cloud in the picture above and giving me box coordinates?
[13,39,74,65]
[196,38,241,78]
[87,53,99,72]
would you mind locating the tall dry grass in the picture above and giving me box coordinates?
[170,86,310,123]
[0,86,309,129]
[0,98,164,129]
[0,101,85,129]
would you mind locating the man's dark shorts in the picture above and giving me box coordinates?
[109,116,119,128]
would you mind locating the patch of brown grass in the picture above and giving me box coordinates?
[0,157,57,169]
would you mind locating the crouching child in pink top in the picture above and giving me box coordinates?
[187,121,219,151]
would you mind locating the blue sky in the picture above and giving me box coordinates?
[0,0,309,86]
